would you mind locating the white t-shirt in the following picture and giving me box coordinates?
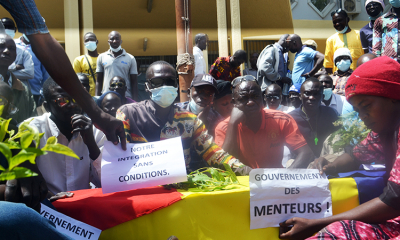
[193,46,206,76]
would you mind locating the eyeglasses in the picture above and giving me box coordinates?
[148,77,177,88]
[0,96,18,115]
[110,82,125,88]
[265,95,280,100]
[231,75,258,88]
[52,96,76,107]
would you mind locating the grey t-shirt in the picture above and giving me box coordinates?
[96,49,138,98]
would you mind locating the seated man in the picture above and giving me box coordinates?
[175,74,223,136]
[108,76,135,104]
[288,83,302,109]
[0,33,36,123]
[289,78,340,157]
[97,91,123,117]
[264,83,294,113]
[319,74,353,116]
[215,76,314,168]
[116,61,249,174]
[23,78,106,195]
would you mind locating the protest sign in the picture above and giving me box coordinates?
[101,137,187,194]
[40,204,101,240]
[249,168,332,229]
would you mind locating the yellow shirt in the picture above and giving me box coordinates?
[323,29,363,73]
[73,55,98,96]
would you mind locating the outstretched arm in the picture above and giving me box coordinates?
[279,198,400,239]
[27,33,126,150]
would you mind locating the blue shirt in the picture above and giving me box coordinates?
[15,38,49,95]
[292,46,316,85]
[360,22,373,53]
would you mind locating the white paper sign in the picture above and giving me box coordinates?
[40,204,101,240]
[250,168,332,229]
[101,137,187,194]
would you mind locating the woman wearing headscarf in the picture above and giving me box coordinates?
[279,56,400,239]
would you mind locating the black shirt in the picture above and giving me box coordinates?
[289,105,339,157]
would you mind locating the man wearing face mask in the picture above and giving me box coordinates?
[116,61,251,175]
[361,0,385,54]
[286,34,324,85]
[96,31,138,100]
[373,0,400,62]
[318,74,353,116]
[175,74,223,137]
[1,17,35,84]
[331,48,353,96]
[73,32,99,96]
[324,9,363,74]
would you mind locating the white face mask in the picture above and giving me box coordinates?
[5,29,15,39]
[109,44,121,52]
[149,86,178,108]
[85,41,97,51]
[189,98,204,114]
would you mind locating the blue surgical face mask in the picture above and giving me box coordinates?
[5,29,15,39]
[390,0,400,8]
[149,86,178,108]
[335,25,348,34]
[323,88,333,101]
[369,12,383,20]
[85,41,97,51]
[189,98,204,115]
[336,59,351,72]
[109,44,121,52]
[22,34,30,43]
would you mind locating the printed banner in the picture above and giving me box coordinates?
[101,137,187,194]
[249,168,332,229]
[40,204,101,240]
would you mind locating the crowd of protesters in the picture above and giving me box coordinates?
[1,0,400,239]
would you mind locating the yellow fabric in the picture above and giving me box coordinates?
[99,176,359,240]
[73,55,97,96]
[323,29,363,73]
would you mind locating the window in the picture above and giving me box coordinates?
[291,0,299,10]
[307,0,336,18]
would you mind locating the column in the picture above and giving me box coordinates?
[64,0,80,63]
[230,0,242,69]
[216,0,228,57]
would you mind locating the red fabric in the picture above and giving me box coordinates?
[52,186,183,230]
[345,56,400,101]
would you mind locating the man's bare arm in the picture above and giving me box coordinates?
[289,145,315,168]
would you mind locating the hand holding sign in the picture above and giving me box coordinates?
[250,169,332,229]
[101,137,187,194]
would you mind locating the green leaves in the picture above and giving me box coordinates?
[328,111,371,153]
[41,136,79,160]
[0,167,38,181]
[0,119,79,181]
[178,167,243,192]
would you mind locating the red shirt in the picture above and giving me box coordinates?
[209,56,241,82]
[215,109,307,168]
